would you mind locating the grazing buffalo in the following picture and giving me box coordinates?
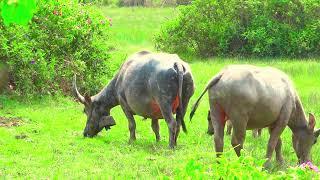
[207,110,262,137]
[190,65,320,167]
[73,51,194,148]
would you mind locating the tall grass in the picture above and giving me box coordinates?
[100,7,177,72]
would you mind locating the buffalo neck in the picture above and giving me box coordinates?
[92,77,119,111]
[288,97,308,133]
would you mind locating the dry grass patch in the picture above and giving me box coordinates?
[0,116,22,127]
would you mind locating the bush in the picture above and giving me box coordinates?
[116,0,192,7]
[155,0,320,57]
[0,2,112,95]
[83,0,192,7]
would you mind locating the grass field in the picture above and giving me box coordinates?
[1,7,320,178]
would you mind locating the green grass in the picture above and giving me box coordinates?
[1,7,320,178]
[101,7,177,71]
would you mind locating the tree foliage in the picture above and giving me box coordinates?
[155,0,320,57]
[0,1,112,95]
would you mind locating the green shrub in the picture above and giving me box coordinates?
[155,0,320,57]
[116,0,191,7]
[82,0,192,7]
[0,2,112,95]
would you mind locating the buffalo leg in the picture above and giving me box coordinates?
[158,101,176,148]
[175,108,181,146]
[174,96,190,145]
[226,120,232,135]
[230,112,248,157]
[119,96,136,143]
[210,103,226,157]
[264,103,291,168]
[151,119,160,142]
[231,123,247,157]
[275,138,284,164]
[174,78,194,145]
[207,110,214,135]
[253,129,262,138]
[268,127,284,164]
[252,129,258,138]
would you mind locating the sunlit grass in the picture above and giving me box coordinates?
[101,7,176,51]
[1,59,320,178]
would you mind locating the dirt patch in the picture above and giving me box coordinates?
[0,116,22,127]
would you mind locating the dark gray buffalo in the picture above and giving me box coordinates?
[190,65,320,167]
[73,51,194,148]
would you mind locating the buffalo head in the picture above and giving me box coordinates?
[73,75,116,137]
[292,113,320,164]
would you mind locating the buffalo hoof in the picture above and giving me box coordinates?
[276,157,284,166]
[263,160,272,170]
[128,137,136,144]
[105,126,111,131]
[207,130,214,135]
[168,142,176,149]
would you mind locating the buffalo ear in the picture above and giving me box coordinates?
[308,113,316,131]
[99,116,116,129]
[314,129,320,138]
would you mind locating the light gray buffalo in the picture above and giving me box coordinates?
[73,51,194,148]
[190,65,320,167]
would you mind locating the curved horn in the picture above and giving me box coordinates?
[73,75,86,104]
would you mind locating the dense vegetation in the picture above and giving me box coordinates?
[0,2,111,95]
[82,0,192,6]
[155,0,320,57]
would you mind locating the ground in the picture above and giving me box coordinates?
[0,7,320,178]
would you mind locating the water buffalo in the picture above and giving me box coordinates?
[190,65,320,167]
[207,110,262,137]
[73,51,194,148]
